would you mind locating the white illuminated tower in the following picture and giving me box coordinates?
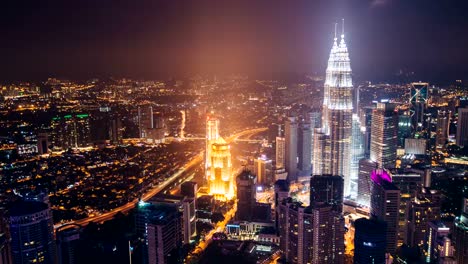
[322,20,353,196]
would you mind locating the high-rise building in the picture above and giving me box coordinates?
[388,168,423,246]
[236,171,257,221]
[275,137,285,169]
[205,115,220,181]
[209,138,234,201]
[404,138,427,155]
[297,122,312,176]
[456,107,468,147]
[56,225,82,264]
[357,159,378,207]
[138,105,154,138]
[0,209,12,264]
[360,106,374,157]
[274,180,289,234]
[370,102,398,169]
[254,155,273,185]
[350,114,365,198]
[181,181,198,199]
[398,114,412,148]
[50,113,91,149]
[136,201,182,264]
[426,221,455,263]
[308,110,322,166]
[284,117,298,181]
[321,22,353,196]
[435,110,451,149]
[312,129,331,175]
[37,132,48,154]
[278,199,344,264]
[353,218,387,264]
[9,200,56,264]
[310,174,344,213]
[407,188,441,248]
[91,107,122,145]
[370,169,401,253]
[453,197,468,264]
[410,82,429,136]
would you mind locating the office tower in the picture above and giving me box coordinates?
[284,117,298,181]
[357,159,377,207]
[456,107,468,147]
[278,199,344,264]
[9,200,56,264]
[138,105,154,138]
[254,155,273,185]
[409,82,429,135]
[388,168,423,246]
[407,188,441,248]
[321,22,353,197]
[297,122,312,176]
[56,225,81,264]
[370,169,401,253]
[208,138,234,201]
[136,202,182,264]
[150,195,197,245]
[360,106,374,157]
[426,221,455,263]
[275,137,285,169]
[454,197,468,263]
[236,171,256,221]
[274,180,289,234]
[181,181,198,199]
[37,132,48,154]
[310,174,344,213]
[312,129,331,175]
[50,113,91,149]
[404,138,427,155]
[353,218,387,264]
[205,114,220,180]
[350,114,365,198]
[370,102,398,169]
[308,110,322,166]
[398,114,412,148]
[91,107,122,145]
[436,110,451,149]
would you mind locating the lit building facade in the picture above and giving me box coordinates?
[275,137,285,169]
[435,110,450,149]
[409,82,429,136]
[456,107,468,147]
[205,115,220,181]
[370,102,398,169]
[284,117,298,181]
[321,22,353,196]
[209,138,234,200]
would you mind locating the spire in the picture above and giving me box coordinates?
[334,22,338,41]
[341,18,345,39]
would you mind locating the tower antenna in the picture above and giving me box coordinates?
[341,18,345,37]
[334,22,337,40]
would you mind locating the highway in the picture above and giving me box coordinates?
[54,127,267,231]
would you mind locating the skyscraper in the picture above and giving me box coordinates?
[370,169,401,253]
[435,110,451,149]
[9,200,56,264]
[236,171,257,221]
[297,122,312,176]
[410,82,429,134]
[209,138,234,201]
[56,225,81,264]
[308,110,322,166]
[357,159,378,207]
[407,188,441,248]
[350,114,365,198]
[284,117,298,181]
[354,218,387,264]
[321,21,353,196]
[254,155,273,185]
[398,114,412,148]
[136,202,182,264]
[370,102,398,169]
[312,129,331,175]
[275,137,285,169]
[310,174,344,213]
[205,114,220,180]
[456,107,468,147]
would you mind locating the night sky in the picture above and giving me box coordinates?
[0,0,467,83]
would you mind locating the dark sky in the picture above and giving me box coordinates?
[0,0,467,83]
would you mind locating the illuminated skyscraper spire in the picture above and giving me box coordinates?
[319,19,354,196]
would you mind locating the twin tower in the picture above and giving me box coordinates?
[313,20,354,196]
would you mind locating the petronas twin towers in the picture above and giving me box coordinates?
[315,21,354,197]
